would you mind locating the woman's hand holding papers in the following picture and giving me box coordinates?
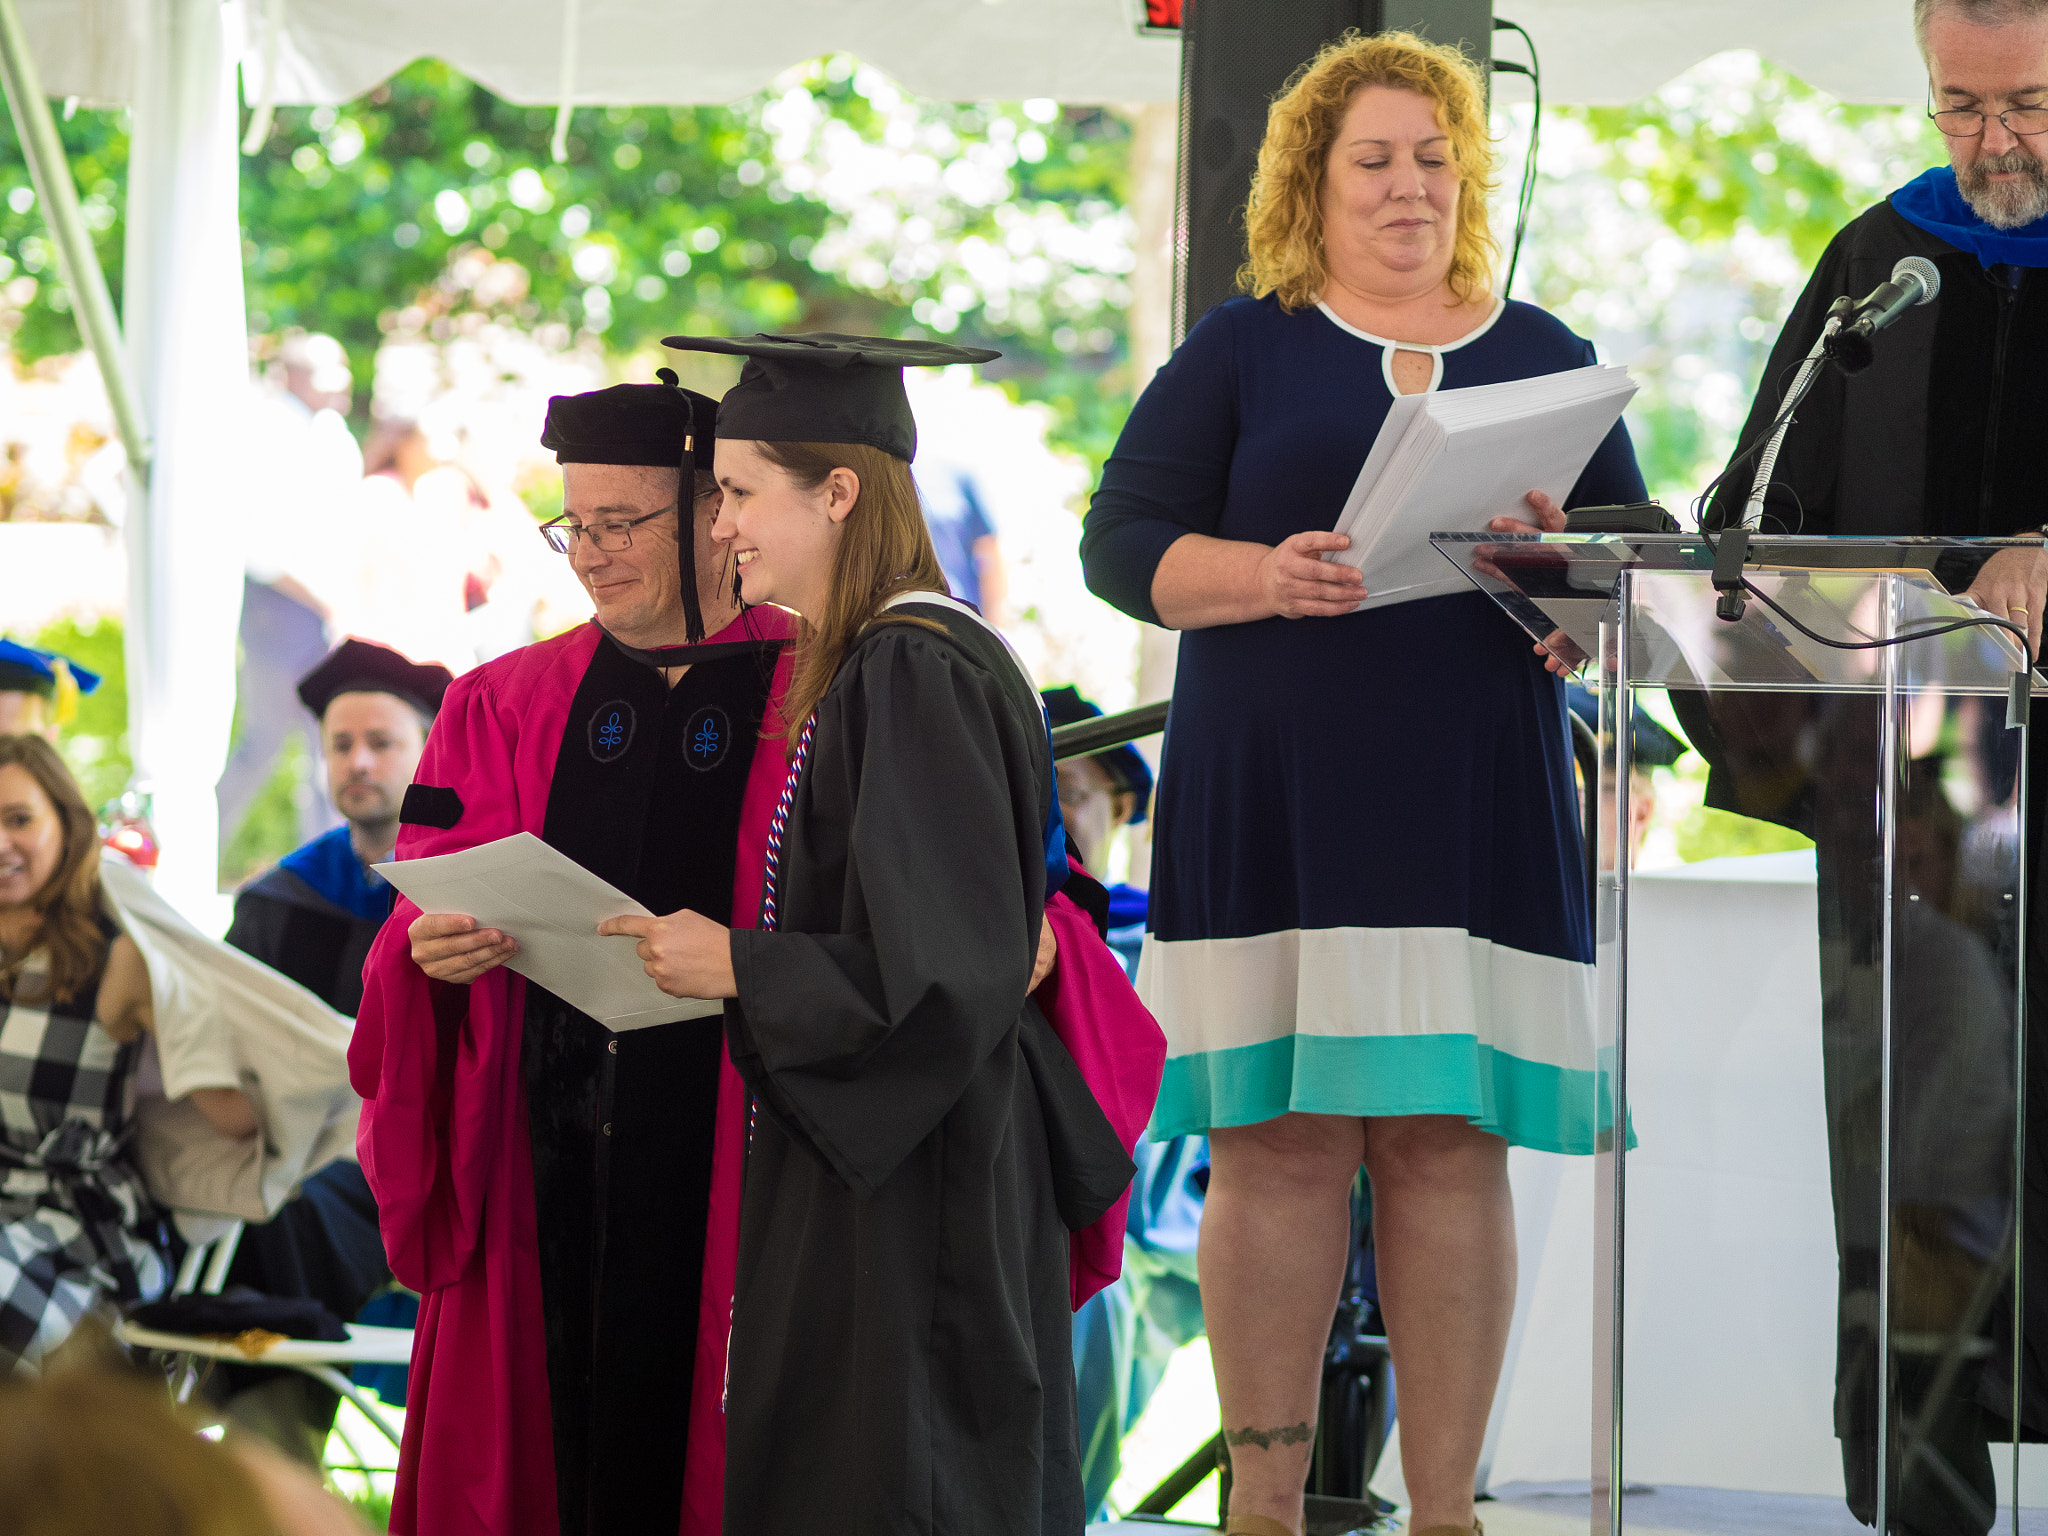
[1259,531,1370,619]
[1471,490,1583,677]
[598,909,737,1000]
[1151,529,1369,628]
[409,912,518,984]
[1483,488,1566,537]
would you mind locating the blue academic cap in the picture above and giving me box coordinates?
[0,638,102,724]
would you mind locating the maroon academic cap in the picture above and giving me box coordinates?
[296,639,454,720]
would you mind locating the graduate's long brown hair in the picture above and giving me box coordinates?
[0,735,107,1007]
[762,440,948,741]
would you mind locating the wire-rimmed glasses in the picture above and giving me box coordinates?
[538,505,675,554]
[1928,104,2048,137]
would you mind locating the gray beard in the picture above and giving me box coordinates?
[1957,149,2048,228]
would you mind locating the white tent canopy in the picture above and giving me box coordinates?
[26,0,1928,111]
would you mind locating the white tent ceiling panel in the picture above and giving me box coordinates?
[1504,0,1926,106]
[25,0,1928,111]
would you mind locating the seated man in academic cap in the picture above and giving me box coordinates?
[349,377,797,1536]
[227,639,451,1015]
[0,638,101,741]
[1043,684,1153,976]
[209,639,450,1457]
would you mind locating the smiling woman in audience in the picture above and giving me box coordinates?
[0,737,193,1373]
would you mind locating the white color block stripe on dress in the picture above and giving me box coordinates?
[1135,925,1597,1073]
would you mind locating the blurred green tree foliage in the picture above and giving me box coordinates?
[30,614,128,813]
[0,107,125,362]
[0,58,1135,463]
[1567,69,1941,270]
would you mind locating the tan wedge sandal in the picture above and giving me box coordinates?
[1408,1521,1485,1536]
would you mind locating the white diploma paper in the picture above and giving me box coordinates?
[374,832,722,1032]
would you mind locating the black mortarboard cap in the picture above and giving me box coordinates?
[658,332,1000,462]
[540,378,721,641]
[297,639,454,720]
[540,381,715,468]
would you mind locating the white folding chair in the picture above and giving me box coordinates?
[117,1211,416,1450]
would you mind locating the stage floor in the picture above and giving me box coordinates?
[1483,1484,2048,1535]
[1095,1484,2048,1535]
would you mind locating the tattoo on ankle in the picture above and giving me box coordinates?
[1223,1421,1314,1452]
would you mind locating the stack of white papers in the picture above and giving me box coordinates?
[374,833,723,1032]
[1328,364,1639,610]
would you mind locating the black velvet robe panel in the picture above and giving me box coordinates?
[723,603,1134,1536]
[1693,198,2048,1531]
[523,633,777,1536]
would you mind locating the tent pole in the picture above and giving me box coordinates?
[0,0,153,482]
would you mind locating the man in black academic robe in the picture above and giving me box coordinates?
[215,639,452,1457]
[226,640,451,1015]
[1698,8,2048,1531]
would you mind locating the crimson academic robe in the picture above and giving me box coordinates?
[723,601,1137,1535]
[350,608,795,1536]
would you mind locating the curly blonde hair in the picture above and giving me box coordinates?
[1239,30,1499,311]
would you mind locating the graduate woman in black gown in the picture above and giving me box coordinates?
[601,334,1134,1535]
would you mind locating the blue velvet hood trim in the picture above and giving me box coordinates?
[1891,165,2048,267]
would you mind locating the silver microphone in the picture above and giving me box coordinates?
[1829,256,1940,373]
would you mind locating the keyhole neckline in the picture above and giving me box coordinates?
[1315,296,1507,396]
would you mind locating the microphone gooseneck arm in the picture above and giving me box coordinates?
[1740,300,1850,532]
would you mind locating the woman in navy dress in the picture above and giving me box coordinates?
[1081,33,1644,1536]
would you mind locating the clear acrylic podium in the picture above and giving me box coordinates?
[1433,532,2033,1536]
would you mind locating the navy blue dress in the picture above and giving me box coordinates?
[1081,294,1644,1150]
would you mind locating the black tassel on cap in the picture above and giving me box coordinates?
[657,366,707,643]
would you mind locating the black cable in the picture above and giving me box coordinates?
[1737,576,2034,667]
[1492,20,1541,299]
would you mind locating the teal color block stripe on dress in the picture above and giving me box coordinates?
[1149,1033,1610,1155]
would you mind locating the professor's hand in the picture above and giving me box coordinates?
[410,912,517,984]
[1030,916,1057,993]
[599,908,737,1000]
[1486,489,1567,535]
[1964,542,2048,663]
[1259,531,1369,619]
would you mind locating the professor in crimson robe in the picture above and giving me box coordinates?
[349,379,794,1536]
